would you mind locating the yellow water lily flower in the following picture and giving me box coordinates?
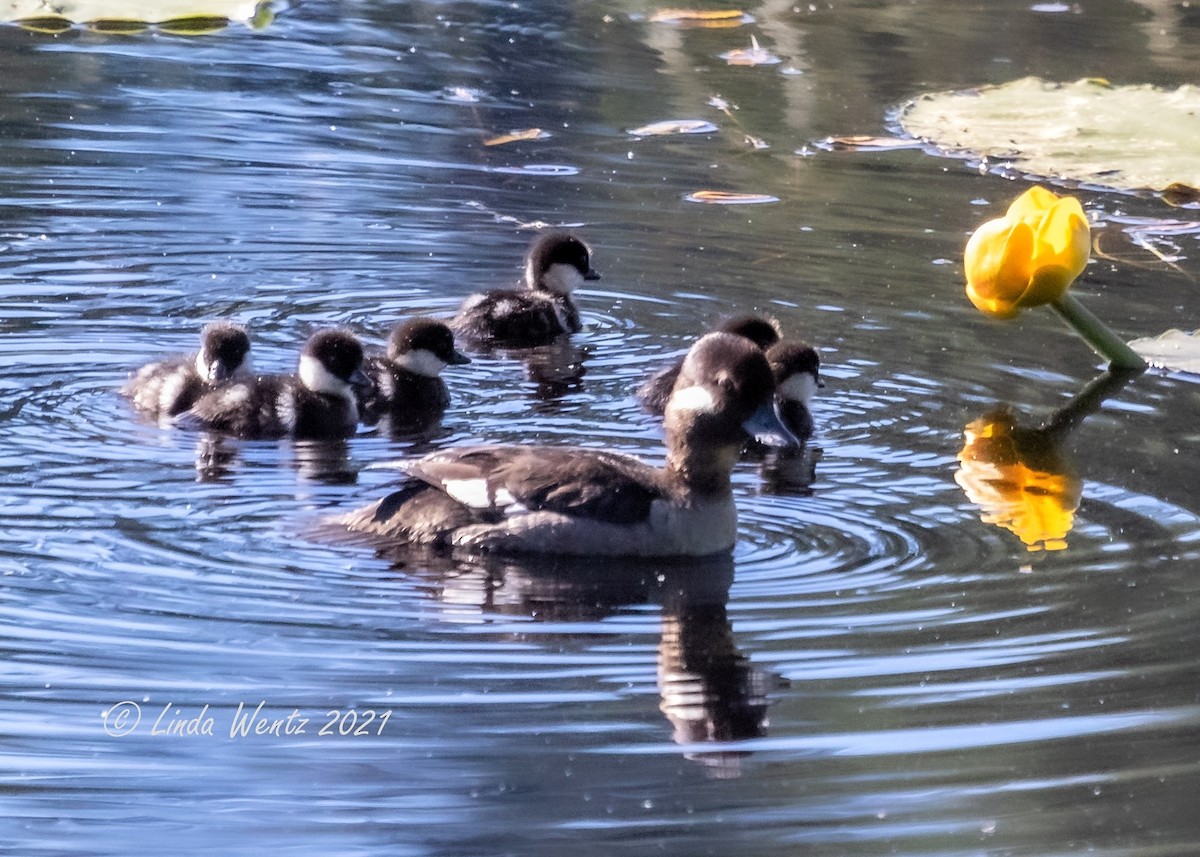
[954,407,1081,552]
[964,186,1090,319]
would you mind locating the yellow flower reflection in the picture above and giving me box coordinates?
[955,406,1081,552]
[964,186,1090,319]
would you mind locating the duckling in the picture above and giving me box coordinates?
[178,329,370,440]
[765,340,822,442]
[636,314,781,416]
[358,317,470,432]
[451,231,600,347]
[337,332,789,557]
[123,322,252,420]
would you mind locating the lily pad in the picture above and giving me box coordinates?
[898,77,1200,194]
[4,0,270,26]
[1128,328,1200,376]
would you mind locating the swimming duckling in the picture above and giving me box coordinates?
[123,322,252,421]
[337,331,789,557]
[358,318,470,432]
[451,231,600,347]
[178,329,370,440]
[765,340,822,442]
[636,314,781,416]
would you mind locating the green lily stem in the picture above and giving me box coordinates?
[1050,292,1148,371]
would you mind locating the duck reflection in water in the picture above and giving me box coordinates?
[955,369,1139,553]
[377,550,779,775]
[520,337,589,406]
[192,433,359,486]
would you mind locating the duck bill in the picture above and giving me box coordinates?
[584,268,601,281]
[449,349,471,366]
[208,360,231,382]
[349,367,377,396]
[741,400,802,447]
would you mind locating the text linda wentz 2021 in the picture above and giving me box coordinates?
[101,701,393,738]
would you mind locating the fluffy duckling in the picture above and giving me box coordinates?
[451,231,600,347]
[358,318,470,432]
[123,322,252,420]
[337,332,789,557]
[178,329,370,440]
[765,340,822,442]
[636,314,781,416]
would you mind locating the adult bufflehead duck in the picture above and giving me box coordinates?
[337,332,788,557]
[636,314,781,416]
[451,231,600,347]
[178,329,371,440]
[358,318,471,432]
[765,340,822,442]
[123,321,252,421]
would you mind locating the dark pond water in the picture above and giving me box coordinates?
[3,0,1200,853]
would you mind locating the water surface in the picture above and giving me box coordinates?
[3,1,1200,854]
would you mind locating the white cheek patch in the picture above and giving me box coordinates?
[540,263,584,296]
[299,354,350,397]
[777,373,819,406]
[669,384,717,414]
[394,349,449,378]
[194,351,213,382]
[442,478,517,510]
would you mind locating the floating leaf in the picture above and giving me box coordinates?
[88,18,148,32]
[484,128,550,147]
[628,119,718,137]
[898,77,1200,194]
[1128,329,1200,376]
[1162,183,1200,207]
[158,15,236,34]
[4,0,269,26]
[720,35,781,66]
[649,8,753,27]
[685,190,779,204]
[816,135,924,152]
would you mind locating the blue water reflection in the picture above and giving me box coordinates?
[3,1,1200,854]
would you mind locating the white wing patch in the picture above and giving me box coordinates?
[220,384,251,407]
[275,388,297,432]
[441,478,525,512]
[158,372,188,415]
